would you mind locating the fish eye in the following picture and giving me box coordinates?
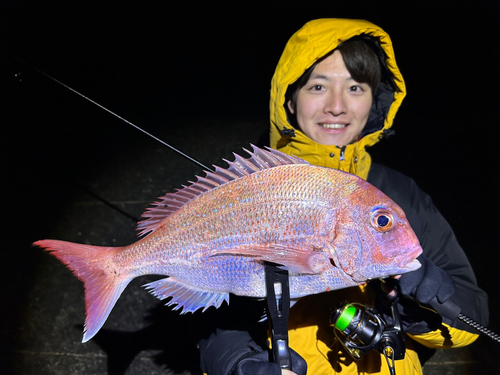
[371,209,394,232]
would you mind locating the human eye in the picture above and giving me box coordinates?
[348,82,370,95]
[348,85,363,92]
[309,84,324,92]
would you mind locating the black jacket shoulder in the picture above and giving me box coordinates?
[367,163,489,329]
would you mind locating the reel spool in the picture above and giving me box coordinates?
[330,300,406,375]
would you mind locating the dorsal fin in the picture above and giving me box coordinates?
[136,145,308,236]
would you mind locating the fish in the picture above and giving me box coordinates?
[34,145,422,342]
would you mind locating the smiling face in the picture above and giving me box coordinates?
[287,50,373,147]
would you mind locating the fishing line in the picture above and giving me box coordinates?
[14,54,499,352]
[12,55,214,173]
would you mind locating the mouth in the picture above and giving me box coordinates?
[400,245,423,270]
[404,258,421,271]
[319,123,348,130]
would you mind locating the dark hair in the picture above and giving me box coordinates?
[287,40,381,111]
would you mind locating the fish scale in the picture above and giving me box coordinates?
[34,145,422,342]
[141,166,325,253]
[120,165,336,280]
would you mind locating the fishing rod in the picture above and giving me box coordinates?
[12,56,291,370]
[14,56,500,372]
[11,55,214,173]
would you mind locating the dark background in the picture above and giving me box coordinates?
[1,1,499,374]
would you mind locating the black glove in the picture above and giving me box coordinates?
[398,255,455,304]
[199,328,307,375]
[233,348,307,375]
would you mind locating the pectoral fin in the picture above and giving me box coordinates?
[211,244,331,274]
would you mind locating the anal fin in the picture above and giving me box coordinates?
[144,277,229,313]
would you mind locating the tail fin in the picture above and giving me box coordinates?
[34,239,131,342]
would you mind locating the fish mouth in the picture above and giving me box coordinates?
[363,246,423,280]
[404,258,421,271]
[396,245,422,272]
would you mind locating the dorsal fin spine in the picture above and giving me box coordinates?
[213,166,239,181]
[226,159,252,177]
[233,153,260,173]
[137,145,308,236]
[196,176,219,188]
[185,183,209,193]
[205,171,230,184]
[253,147,280,167]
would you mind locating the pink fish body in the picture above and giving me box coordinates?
[35,146,422,342]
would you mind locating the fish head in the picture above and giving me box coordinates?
[331,182,422,282]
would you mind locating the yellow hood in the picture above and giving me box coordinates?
[269,18,406,179]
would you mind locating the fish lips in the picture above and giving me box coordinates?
[404,258,421,271]
[350,245,423,282]
[401,245,423,270]
[386,245,423,277]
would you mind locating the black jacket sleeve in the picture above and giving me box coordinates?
[199,328,267,375]
[197,296,268,374]
[199,327,307,375]
[198,295,307,375]
[368,163,489,333]
[198,294,308,375]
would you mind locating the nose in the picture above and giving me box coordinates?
[324,90,347,116]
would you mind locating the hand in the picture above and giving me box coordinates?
[398,255,455,304]
[234,349,307,375]
[380,275,401,297]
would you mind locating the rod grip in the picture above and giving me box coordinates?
[428,297,461,321]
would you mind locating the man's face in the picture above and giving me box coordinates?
[288,50,373,147]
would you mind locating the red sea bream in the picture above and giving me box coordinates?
[35,146,422,342]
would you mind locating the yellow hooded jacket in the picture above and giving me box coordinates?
[270,18,405,180]
[269,18,479,375]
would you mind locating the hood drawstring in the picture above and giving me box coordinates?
[280,127,296,137]
[339,146,346,161]
[379,128,396,140]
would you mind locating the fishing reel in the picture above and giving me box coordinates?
[330,296,405,370]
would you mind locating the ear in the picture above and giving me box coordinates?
[287,99,295,115]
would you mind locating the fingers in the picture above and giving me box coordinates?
[414,261,442,303]
[436,268,455,303]
[380,280,397,297]
[379,276,401,297]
